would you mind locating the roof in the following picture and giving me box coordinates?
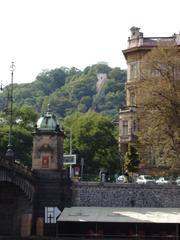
[36,105,59,132]
[58,207,180,223]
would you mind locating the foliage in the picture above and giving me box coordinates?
[0,63,126,170]
[124,143,139,173]
[63,112,120,174]
[137,42,180,168]
[0,63,126,119]
[0,125,33,166]
[0,105,38,165]
[15,105,39,129]
[33,68,66,95]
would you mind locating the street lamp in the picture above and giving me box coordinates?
[6,62,15,160]
[69,127,72,155]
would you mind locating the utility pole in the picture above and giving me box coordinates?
[69,128,73,177]
[81,157,84,180]
[69,128,72,155]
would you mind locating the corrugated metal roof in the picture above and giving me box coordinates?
[58,207,180,223]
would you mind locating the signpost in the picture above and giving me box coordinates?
[63,154,76,178]
[63,154,76,165]
[45,207,61,224]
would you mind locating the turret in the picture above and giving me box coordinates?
[32,106,64,170]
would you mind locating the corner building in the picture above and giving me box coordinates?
[119,27,180,170]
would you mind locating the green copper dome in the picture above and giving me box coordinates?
[36,106,60,131]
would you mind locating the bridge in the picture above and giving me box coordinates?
[0,159,35,236]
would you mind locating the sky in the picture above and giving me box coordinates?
[0,0,180,86]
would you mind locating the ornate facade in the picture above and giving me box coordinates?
[119,27,180,169]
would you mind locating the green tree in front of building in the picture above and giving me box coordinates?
[137,42,180,168]
[124,143,139,174]
[64,112,120,177]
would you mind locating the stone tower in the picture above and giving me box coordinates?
[31,107,71,236]
[32,106,64,170]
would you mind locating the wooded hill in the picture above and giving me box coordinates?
[0,63,126,119]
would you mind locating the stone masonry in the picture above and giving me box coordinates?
[72,181,180,208]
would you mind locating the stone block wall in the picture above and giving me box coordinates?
[72,182,180,208]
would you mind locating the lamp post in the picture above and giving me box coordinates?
[6,62,15,160]
[69,127,72,155]
[69,128,73,177]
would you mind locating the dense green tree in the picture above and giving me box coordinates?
[15,105,38,129]
[124,143,139,173]
[34,68,66,95]
[64,112,120,175]
[84,63,111,75]
[0,64,126,119]
[0,105,38,165]
[0,125,33,166]
[0,104,38,130]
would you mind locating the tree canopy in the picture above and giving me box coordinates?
[124,143,139,173]
[0,63,126,171]
[0,105,38,165]
[0,63,126,119]
[137,42,180,168]
[63,112,120,175]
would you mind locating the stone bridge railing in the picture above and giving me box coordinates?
[72,181,180,208]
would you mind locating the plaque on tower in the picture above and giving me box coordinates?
[42,156,49,168]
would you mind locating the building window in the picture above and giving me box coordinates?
[133,120,137,132]
[130,92,136,106]
[128,62,138,81]
[122,120,128,136]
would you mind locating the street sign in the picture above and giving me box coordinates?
[45,207,61,224]
[63,154,76,165]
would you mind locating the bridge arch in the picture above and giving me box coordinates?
[0,163,34,201]
[0,161,35,236]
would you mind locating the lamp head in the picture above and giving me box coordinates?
[10,62,15,72]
